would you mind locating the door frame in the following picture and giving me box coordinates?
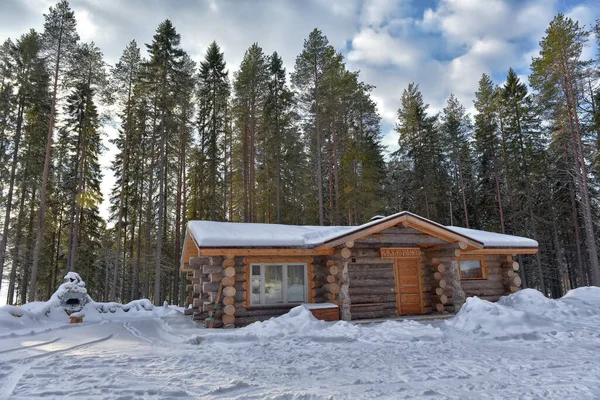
[383,248,424,316]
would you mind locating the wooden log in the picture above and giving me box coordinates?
[223,296,235,306]
[223,304,236,316]
[223,286,236,297]
[509,285,519,293]
[463,288,506,297]
[349,294,397,303]
[434,272,443,280]
[329,265,339,275]
[323,283,340,294]
[346,278,395,287]
[202,282,220,293]
[202,265,222,274]
[437,264,446,273]
[439,279,447,289]
[348,269,394,280]
[440,294,449,304]
[234,307,293,318]
[326,260,335,267]
[346,258,393,266]
[222,258,235,268]
[349,286,396,295]
[512,261,520,271]
[224,267,236,277]
[326,293,337,301]
[326,274,336,284]
[190,257,210,267]
[435,287,443,296]
[209,273,224,283]
[346,240,355,248]
[193,284,202,294]
[193,298,203,308]
[222,314,235,325]
[193,269,202,279]
[436,304,445,312]
[458,241,468,250]
[431,257,440,265]
[461,280,505,290]
[502,269,516,278]
[221,276,235,286]
[341,248,352,259]
[514,276,522,287]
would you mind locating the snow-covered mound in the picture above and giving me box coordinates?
[191,304,444,345]
[0,272,183,334]
[446,286,600,339]
[444,296,555,339]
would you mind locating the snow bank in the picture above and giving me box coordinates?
[445,296,555,339]
[0,305,45,331]
[190,305,443,345]
[0,272,183,335]
[446,287,600,339]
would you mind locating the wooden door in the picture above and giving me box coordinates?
[393,258,423,315]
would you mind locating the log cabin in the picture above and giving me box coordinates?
[180,211,537,327]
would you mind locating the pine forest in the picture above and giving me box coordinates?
[1,1,600,305]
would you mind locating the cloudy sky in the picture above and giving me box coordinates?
[0,0,598,220]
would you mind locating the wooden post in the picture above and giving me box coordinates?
[339,261,351,321]
[448,258,466,311]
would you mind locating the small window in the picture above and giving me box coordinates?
[459,256,487,280]
[250,263,307,306]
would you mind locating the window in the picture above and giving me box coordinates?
[250,263,307,306]
[459,256,487,280]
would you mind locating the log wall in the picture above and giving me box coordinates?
[460,255,522,301]
[181,227,524,327]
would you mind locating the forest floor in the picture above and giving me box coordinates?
[0,288,599,399]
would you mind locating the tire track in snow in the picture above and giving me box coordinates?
[0,334,113,400]
[123,321,153,344]
[0,337,61,354]
[0,320,103,341]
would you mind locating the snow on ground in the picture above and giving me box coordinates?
[1,288,600,399]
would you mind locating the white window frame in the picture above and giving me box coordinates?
[250,263,308,306]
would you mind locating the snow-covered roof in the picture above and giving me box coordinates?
[186,211,538,249]
[445,226,537,248]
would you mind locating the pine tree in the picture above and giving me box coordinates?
[109,40,141,301]
[441,94,474,227]
[530,14,600,286]
[500,68,547,291]
[395,83,449,222]
[0,31,47,295]
[232,43,269,222]
[473,74,505,233]
[29,0,79,301]
[292,29,336,225]
[144,20,184,305]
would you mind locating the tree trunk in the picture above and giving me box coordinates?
[29,28,64,301]
[0,99,24,293]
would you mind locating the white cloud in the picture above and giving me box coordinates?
[347,27,421,67]
[361,0,407,27]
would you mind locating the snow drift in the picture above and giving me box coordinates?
[0,272,180,334]
[189,286,600,345]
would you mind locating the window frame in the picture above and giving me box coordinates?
[458,255,488,280]
[249,262,309,307]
